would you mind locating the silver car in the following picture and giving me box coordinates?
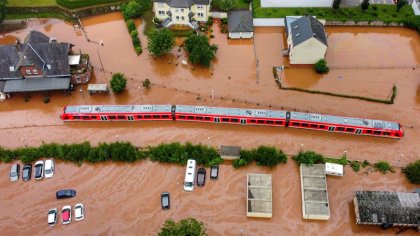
[9,164,20,182]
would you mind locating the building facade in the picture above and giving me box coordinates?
[153,0,211,29]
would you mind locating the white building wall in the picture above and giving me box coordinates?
[412,0,420,16]
[290,38,327,64]
[261,0,333,7]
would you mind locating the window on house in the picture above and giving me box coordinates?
[181,16,185,20]
[181,9,184,13]
[197,5,204,9]
[158,11,165,15]
[176,16,180,20]
[198,13,204,17]
[175,9,179,13]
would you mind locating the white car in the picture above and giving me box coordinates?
[74,203,84,221]
[44,159,55,179]
[34,161,44,180]
[62,205,71,224]
[47,208,57,226]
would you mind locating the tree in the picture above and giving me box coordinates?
[254,146,287,168]
[314,59,329,74]
[147,28,175,57]
[110,73,127,93]
[121,0,151,20]
[158,218,207,236]
[396,0,407,12]
[402,160,420,184]
[361,0,369,11]
[211,0,236,12]
[0,0,7,23]
[333,0,341,9]
[184,34,218,68]
[293,151,325,165]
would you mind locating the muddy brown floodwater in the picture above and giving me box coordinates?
[0,13,419,235]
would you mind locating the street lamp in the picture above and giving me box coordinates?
[344,150,347,157]
[207,137,211,147]
[300,143,304,151]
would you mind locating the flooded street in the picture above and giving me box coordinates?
[0,13,419,235]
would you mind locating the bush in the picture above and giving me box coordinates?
[110,72,127,93]
[126,19,136,32]
[184,34,218,68]
[293,151,325,165]
[142,79,151,89]
[130,29,138,38]
[361,0,369,11]
[374,161,392,174]
[402,161,420,184]
[254,146,287,168]
[17,147,41,163]
[121,0,152,20]
[362,160,370,168]
[404,15,420,33]
[43,96,50,103]
[57,0,121,9]
[350,161,361,172]
[132,35,140,45]
[314,59,329,74]
[212,0,236,12]
[396,0,407,12]
[135,46,142,54]
[158,218,206,236]
[372,5,378,11]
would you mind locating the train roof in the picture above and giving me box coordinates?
[64,105,172,114]
[176,105,400,131]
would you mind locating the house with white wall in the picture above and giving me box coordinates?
[261,0,333,7]
[153,0,211,29]
[285,15,328,65]
[412,0,420,16]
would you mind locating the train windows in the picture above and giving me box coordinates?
[301,123,309,127]
[144,115,151,119]
[383,132,390,136]
[128,116,134,121]
[275,121,282,125]
[73,116,80,119]
[204,117,211,121]
[162,115,170,119]
[310,124,318,128]
[337,127,345,132]
[137,115,143,119]
[222,118,229,122]
[366,130,372,134]
[240,119,246,125]
[179,115,186,119]
[328,126,335,132]
[109,116,116,119]
[91,116,97,119]
[292,122,300,126]
[231,118,239,122]
[188,116,195,120]
[346,128,355,132]
[319,125,325,129]
[100,116,108,121]
[257,120,265,124]
[373,131,381,135]
[117,115,125,119]
[395,133,400,137]
[250,120,256,123]
[266,120,274,124]
[153,115,161,119]
[356,129,362,134]
[82,116,89,119]
[214,118,220,123]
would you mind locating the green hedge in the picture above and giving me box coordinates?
[0,142,222,166]
[402,160,420,184]
[232,146,287,168]
[273,67,398,104]
[57,0,124,9]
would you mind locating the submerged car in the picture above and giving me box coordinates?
[9,164,20,182]
[34,160,44,180]
[161,192,170,210]
[44,159,55,179]
[22,164,32,182]
[48,208,58,226]
[74,203,85,221]
[210,165,219,180]
[197,168,206,187]
[56,189,76,199]
[62,205,71,224]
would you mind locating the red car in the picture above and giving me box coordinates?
[62,205,71,224]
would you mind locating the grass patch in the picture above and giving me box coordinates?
[5,12,73,21]
[56,0,124,9]
[7,0,56,7]
[234,0,250,10]
[142,10,155,36]
[253,0,414,23]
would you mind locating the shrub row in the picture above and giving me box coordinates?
[292,150,394,174]
[402,160,420,184]
[232,146,287,169]
[125,19,142,54]
[272,67,398,104]
[0,142,223,166]
[57,0,124,9]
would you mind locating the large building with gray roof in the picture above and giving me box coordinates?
[284,15,328,64]
[0,30,73,94]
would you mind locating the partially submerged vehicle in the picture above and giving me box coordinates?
[74,203,85,221]
[210,165,219,180]
[61,205,71,225]
[48,208,58,226]
[34,160,44,180]
[197,168,206,187]
[161,192,170,210]
[56,189,76,199]
[9,164,20,182]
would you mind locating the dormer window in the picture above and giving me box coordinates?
[26,69,32,75]
[32,69,39,75]
[294,25,299,29]
[47,64,51,69]
[9,66,14,72]
[296,33,300,37]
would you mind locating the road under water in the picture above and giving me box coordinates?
[0,13,419,235]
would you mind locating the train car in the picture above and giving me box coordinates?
[60,105,403,138]
[60,105,173,121]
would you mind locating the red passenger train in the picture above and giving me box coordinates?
[60,105,404,139]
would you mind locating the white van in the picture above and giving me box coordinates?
[184,159,196,192]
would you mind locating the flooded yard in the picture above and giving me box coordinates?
[0,12,419,235]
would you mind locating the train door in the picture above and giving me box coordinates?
[355,129,362,135]
[328,126,336,132]
[240,119,246,125]
[127,115,134,121]
[214,117,220,123]
[101,116,108,121]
